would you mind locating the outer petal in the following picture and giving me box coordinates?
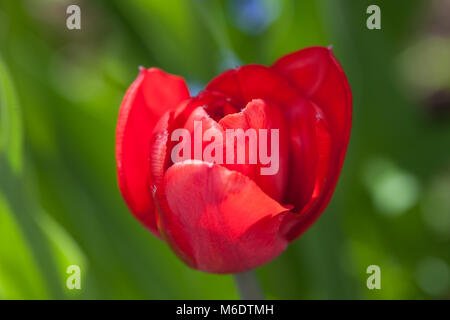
[273,47,352,240]
[116,68,189,235]
[272,46,352,142]
[281,103,333,240]
[205,64,299,107]
[283,97,322,211]
[157,160,292,273]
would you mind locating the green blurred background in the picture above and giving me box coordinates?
[0,0,449,299]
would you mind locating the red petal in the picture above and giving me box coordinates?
[282,103,334,240]
[272,46,352,141]
[283,97,320,211]
[205,64,299,107]
[116,68,189,235]
[219,99,290,202]
[150,99,193,187]
[158,161,292,273]
[141,68,191,116]
[273,47,352,240]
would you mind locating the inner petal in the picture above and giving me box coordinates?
[219,99,290,203]
[176,98,289,203]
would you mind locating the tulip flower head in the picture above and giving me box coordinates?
[116,46,352,273]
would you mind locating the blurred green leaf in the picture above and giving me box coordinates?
[0,194,48,299]
[37,210,87,297]
[0,57,22,174]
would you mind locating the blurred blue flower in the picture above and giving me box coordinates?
[227,0,281,35]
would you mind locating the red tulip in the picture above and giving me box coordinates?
[116,46,352,273]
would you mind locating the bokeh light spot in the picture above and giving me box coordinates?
[363,157,420,217]
[415,257,449,297]
[422,173,450,238]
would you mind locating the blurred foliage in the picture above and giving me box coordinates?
[0,0,449,299]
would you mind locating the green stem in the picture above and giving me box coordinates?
[233,271,264,300]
